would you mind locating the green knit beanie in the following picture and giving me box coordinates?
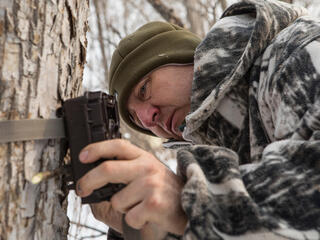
[109,21,201,136]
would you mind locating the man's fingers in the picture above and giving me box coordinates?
[90,202,123,233]
[125,193,164,230]
[79,139,144,163]
[125,201,149,229]
[77,159,142,197]
[111,177,147,213]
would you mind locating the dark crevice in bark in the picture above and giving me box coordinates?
[36,0,47,98]
[50,14,57,33]
[65,1,75,40]
[5,143,12,236]
[8,88,16,120]
[39,141,48,172]
[18,43,23,87]
[31,0,39,27]
[57,65,63,104]
[24,80,31,118]
[79,41,86,65]
[0,11,7,93]
[21,142,26,186]
[12,0,20,38]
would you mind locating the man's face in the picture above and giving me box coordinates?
[127,64,194,140]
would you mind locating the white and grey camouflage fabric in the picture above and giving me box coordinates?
[173,0,320,239]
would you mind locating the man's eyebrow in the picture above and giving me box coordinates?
[134,77,146,97]
[139,75,151,87]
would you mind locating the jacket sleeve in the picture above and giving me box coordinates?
[176,38,320,239]
[177,140,320,239]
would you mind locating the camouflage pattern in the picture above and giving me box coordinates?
[176,0,320,239]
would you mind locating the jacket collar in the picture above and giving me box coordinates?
[183,0,307,143]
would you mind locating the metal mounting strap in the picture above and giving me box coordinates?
[0,118,66,143]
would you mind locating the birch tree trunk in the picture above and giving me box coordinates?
[185,0,205,37]
[0,0,88,239]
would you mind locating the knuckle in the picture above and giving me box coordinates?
[143,164,153,175]
[144,176,159,189]
[110,195,122,211]
[143,159,157,174]
[144,151,154,160]
[146,195,162,210]
[125,212,142,229]
[100,161,113,174]
[114,138,130,149]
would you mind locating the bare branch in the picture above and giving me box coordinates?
[102,37,118,49]
[212,0,218,25]
[106,22,123,40]
[69,221,107,235]
[146,0,185,27]
[80,233,106,240]
[93,0,109,82]
[127,0,151,22]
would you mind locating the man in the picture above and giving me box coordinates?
[76,0,320,239]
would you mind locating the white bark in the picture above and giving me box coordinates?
[0,0,89,239]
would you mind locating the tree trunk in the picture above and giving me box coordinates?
[185,0,205,37]
[0,0,88,239]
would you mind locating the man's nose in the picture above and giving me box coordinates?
[136,104,159,129]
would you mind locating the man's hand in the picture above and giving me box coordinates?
[76,139,187,236]
[90,201,123,233]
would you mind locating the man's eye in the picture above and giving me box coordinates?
[138,80,150,100]
[139,83,146,98]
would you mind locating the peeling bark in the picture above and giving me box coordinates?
[0,0,89,239]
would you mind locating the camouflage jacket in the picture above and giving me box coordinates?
[175,0,320,239]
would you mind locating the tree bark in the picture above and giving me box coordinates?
[0,0,88,239]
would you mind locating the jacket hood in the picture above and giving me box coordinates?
[183,0,307,142]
